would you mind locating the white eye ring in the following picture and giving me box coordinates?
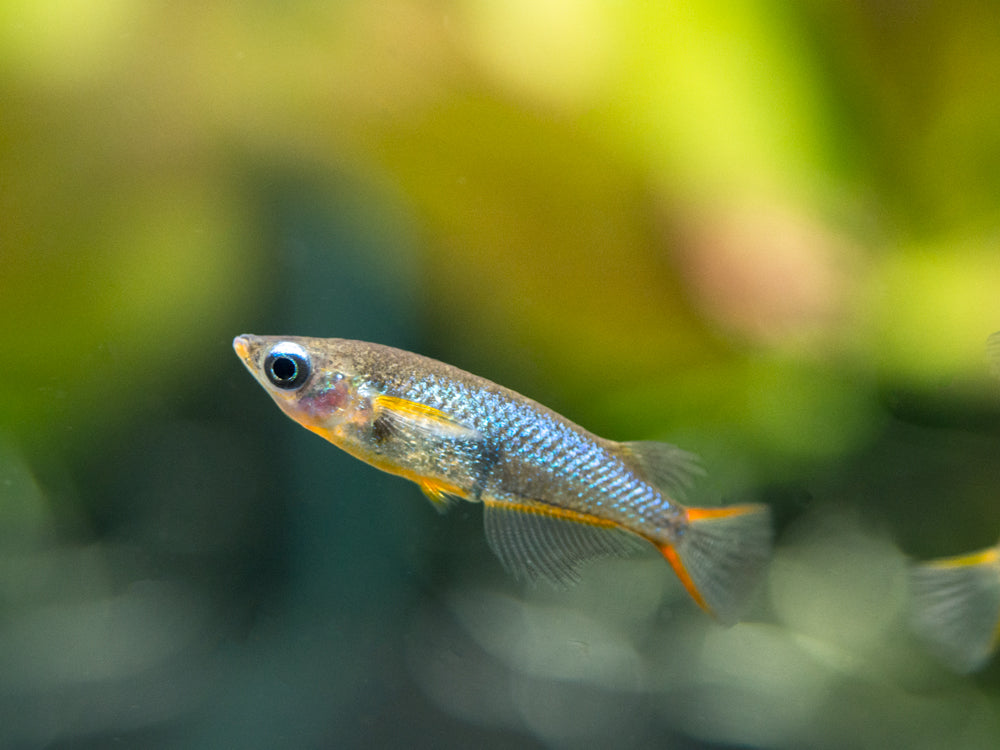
[268,341,309,361]
[264,342,311,390]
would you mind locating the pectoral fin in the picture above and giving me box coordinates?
[373,394,482,442]
[482,498,647,586]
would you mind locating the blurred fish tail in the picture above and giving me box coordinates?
[658,503,772,626]
[987,330,1000,379]
[909,545,1000,673]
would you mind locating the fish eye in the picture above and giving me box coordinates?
[263,343,311,390]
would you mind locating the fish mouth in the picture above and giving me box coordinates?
[232,334,253,361]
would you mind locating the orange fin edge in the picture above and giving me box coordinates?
[685,504,766,522]
[923,546,1000,570]
[656,503,772,625]
[487,498,622,529]
[659,543,711,613]
[909,544,1000,672]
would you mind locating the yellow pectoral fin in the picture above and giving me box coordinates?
[373,395,481,441]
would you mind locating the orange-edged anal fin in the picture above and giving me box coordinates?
[373,394,481,442]
[482,498,647,587]
[909,544,1000,673]
[657,503,772,626]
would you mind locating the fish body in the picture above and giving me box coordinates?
[234,334,771,624]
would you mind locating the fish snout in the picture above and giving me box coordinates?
[233,335,252,360]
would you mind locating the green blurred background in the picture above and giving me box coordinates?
[2,1,1000,748]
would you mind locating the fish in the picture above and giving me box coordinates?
[233,334,772,624]
[907,330,1000,672]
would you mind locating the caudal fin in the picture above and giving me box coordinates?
[909,546,1000,673]
[658,504,772,626]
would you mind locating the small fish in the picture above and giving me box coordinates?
[909,541,1000,673]
[233,335,772,624]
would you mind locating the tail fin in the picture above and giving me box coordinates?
[658,504,772,626]
[909,546,1000,673]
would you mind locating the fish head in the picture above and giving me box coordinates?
[233,334,365,440]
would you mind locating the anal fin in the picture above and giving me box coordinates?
[482,498,647,586]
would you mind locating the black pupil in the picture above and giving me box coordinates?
[265,351,309,389]
[271,356,298,382]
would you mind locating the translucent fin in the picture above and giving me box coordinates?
[987,331,1000,379]
[373,394,481,442]
[909,546,1000,673]
[659,504,772,626]
[418,479,462,513]
[482,498,647,586]
[616,441,706,499]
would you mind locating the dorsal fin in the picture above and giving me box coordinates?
[615,441,706,498]
[482,498,648,586]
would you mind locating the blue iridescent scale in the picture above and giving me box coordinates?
[371,364,677,533]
